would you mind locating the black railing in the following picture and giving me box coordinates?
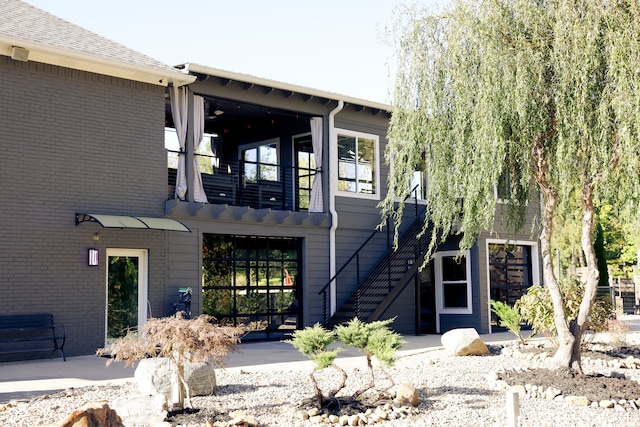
[167,151,316,212]
[318,185,425,325]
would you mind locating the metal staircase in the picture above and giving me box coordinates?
[319,201,431,328]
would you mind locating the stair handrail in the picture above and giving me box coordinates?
[319,185,421,324]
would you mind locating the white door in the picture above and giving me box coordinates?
[105,248,148,345]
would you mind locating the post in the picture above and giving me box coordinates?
[506,389,520,427]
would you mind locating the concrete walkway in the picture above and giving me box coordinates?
[2,314,638,404]
[0,331,521,403]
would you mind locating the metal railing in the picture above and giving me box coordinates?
[167,151,316,212]
[318,186,425,324]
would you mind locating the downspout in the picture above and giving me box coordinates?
[328,100,344,315]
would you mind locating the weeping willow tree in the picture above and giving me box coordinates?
[381,0,640,372]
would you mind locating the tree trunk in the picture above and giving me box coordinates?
[532,137,575,369]
[569,182,600,373]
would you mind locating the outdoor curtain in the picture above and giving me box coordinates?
[191,95,208,203]
[170,87,208,203]
[309,117,324,212]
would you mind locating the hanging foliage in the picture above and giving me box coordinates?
[382,0,640,371]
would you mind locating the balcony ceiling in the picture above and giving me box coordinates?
[165,94,312,138]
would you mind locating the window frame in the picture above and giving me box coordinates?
[334,128,380,200]
[293,132,315,211]
[485,239,540,331]
[434,250,472,314]
[239,138,280,183]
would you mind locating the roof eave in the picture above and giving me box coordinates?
[0,36,195,87]
[181,62,391,112]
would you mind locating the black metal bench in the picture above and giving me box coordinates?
[0,313,66,361]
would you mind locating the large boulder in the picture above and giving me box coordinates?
[441,328,489,356]
[135,358,217,399]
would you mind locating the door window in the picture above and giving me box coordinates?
[106,249,148,344]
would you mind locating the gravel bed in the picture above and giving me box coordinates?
[1,346,640,427]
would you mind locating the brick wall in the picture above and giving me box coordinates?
[0,56,169,356]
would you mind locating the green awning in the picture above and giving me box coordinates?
[75,213,190,232]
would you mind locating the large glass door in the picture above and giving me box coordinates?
[106,249,148,345]
[202,235,301,339]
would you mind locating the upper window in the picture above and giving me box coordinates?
[241,139,279,182]
[294,133,315,211]
[410,157,427,200]
[337,130,379,197]
[165,127,218,173]
[435,250,472,314]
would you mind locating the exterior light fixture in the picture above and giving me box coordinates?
[88,248,99,266]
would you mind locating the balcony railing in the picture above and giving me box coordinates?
[167,151,316,212]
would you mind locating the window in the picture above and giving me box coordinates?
[409,157,427,200]
[202,235,301,337]
[488,241,537,326]
[337,130,378,196]
[165,127,218,173]
[435,250,472,314]
[241,139,279,182]
[294,133,315,211]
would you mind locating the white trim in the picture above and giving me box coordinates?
[329,102,344,315]
[333,128,380,200]
[0,38,194,87]
[105,248,149,345]
[485,239,540,333]
[435,250,472,314]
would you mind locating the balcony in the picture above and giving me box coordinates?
[167,152,317,213]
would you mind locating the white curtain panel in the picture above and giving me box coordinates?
[170,86,188,200]
[192,95,208,203]
[309,117,324,212]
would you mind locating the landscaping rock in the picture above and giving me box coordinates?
[441,328,489,356]
[43,402,123,427]
[135,357,217,399]
[395,383,419,406]
[111,394,167,426]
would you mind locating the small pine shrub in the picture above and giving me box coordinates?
[489,300,527,344]
[288,318,405,406]
[287,323,346,405]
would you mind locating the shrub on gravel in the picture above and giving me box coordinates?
[287,318,405,406]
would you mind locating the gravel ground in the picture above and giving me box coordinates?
[1,341,640,427]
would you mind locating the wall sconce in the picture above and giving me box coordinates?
[88,248,99,266]
[93,232,100,244]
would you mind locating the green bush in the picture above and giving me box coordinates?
[489,300,527,344]
[516,279,614,348]
[287,318,405,406]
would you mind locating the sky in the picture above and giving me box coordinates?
[23,0,444,105]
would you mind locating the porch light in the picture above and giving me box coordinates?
[88,248,99,266]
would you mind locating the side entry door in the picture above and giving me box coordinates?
[106,248,148,345]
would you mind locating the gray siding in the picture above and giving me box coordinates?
[165,217,331,327]
[377,283,417,335]
[0,57,168,356]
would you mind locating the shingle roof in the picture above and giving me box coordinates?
[0,0,193,86]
